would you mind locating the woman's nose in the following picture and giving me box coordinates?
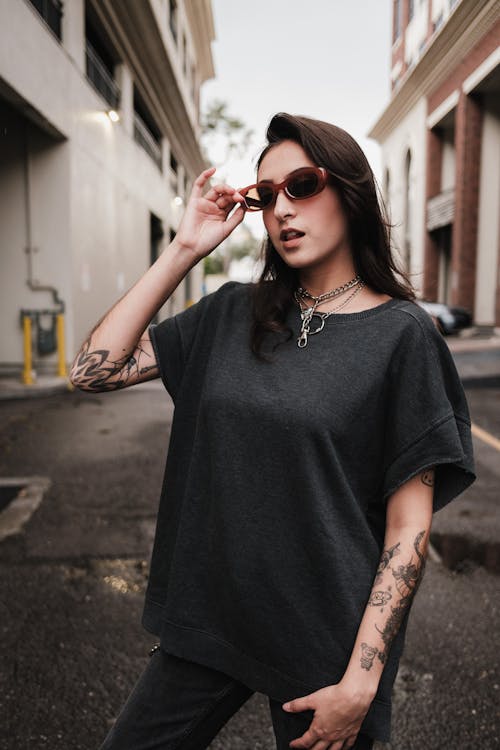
[273,190,296,220]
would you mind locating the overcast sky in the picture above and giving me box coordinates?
[200,0,393,236]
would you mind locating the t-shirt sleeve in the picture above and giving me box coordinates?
[148,286,219,401]
[382,308,476,512]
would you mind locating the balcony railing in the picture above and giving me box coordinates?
[427,188,455,231]
[85,41,120,109]
[28,0,63,40]
[134,112,162,170]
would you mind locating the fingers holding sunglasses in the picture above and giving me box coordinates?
[222,193,246,211]
[175,174,246,259]
[213,193,240,213]
[204,183,246,209]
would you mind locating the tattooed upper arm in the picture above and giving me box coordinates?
[70,328,159,392]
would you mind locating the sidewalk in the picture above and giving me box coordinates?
[446,332,500,386]
[0,375,73,400]
[0,373,498,750]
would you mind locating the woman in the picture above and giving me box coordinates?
[71,113,475,750]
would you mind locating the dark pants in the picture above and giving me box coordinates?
[99,647,374,750]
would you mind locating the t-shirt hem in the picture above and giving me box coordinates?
[383,455,475,506]
[141,602,391,742]
[382,411,476,511]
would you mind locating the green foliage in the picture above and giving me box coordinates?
[201,99,254,163]
[200,99,259,277]
[203,253,225,275]
[229,239,260,261]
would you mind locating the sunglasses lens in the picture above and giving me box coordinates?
[287,171,321,199]
[244,186,274,210]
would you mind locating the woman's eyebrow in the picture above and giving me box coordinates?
[257,167,311,184]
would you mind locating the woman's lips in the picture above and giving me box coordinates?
[280,228,305,248]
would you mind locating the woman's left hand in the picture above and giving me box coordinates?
[282,678,374,750]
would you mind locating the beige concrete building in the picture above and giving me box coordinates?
[0,0,214,377]
[369,0,500,328]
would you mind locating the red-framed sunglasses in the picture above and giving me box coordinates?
[238,166,328,212]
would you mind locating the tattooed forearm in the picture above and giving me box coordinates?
[368,590,392,609]
[374,541,400,585]
[360,642,379,671]
[374,530,428,655]
[70,337,157,392]
[392,530,427,598]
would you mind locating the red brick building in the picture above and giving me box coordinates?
[369,0,500,329]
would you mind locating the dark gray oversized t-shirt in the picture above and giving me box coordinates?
[143,280,475,742]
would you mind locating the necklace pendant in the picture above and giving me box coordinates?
[297,307,314,348]
[309,314,325,335]
[297,321,310,347]
[297,331,309,348]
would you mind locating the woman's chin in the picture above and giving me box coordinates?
[276,249,310,268]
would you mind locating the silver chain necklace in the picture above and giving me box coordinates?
[294,276,365,348]
[296,275,361,304]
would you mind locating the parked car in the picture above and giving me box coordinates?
[416,300,473,336]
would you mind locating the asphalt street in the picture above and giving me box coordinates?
[0,376,499,750]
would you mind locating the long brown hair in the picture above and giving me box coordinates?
[249,112,415,360]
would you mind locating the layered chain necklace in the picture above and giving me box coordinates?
[294,275,365,348]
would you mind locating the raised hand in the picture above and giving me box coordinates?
[174,167,246,260]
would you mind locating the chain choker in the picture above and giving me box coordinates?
[296,275,361,304]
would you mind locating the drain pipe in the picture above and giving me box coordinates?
[23,122,65,313]
[22,123,67,381]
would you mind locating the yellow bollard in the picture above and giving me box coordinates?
[56,313,68,378]
[22,315,34,385]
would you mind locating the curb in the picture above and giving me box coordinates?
[0,477,52,541]
[460,375,500,389]
[430,531,500,575]
[0,377,74,401]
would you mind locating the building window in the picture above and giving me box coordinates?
[182,33,188,76]
[27,0,63,40]
[190,63,196,101]
[169,0,178,44]
[150,214,164,324]
[85,9,120,108]
[404,150,412,270]
[134,90,162,170]
[393,0,402,42]
[436,226,452,304]
[150,214,164,266]
[170,152,179,194]
[384,168,391,204]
